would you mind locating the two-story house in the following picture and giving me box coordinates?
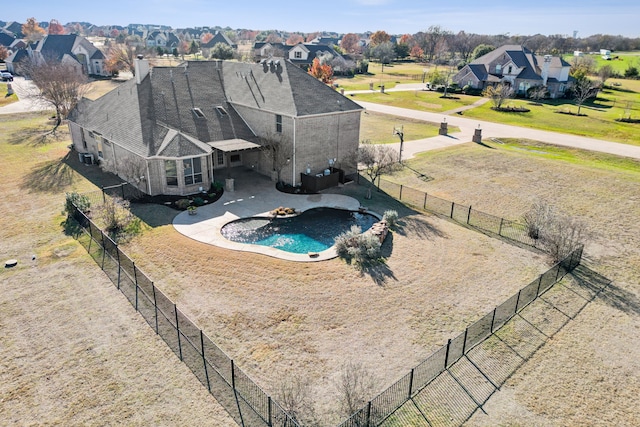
[453,45,572,98]
[26,34,110,77]
[67,58,363,196]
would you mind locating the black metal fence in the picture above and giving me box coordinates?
[68,205,299,427]
[370,175,538,248]
[337,244,583,427]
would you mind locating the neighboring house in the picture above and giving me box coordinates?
[253,42,287,61]
[452,45,572,98]
[4,49,29,74]
[286,43,343,69]
[201,31,237,58]
[254,42,345,70]
[28,34,110,77]
[67,58,363,197]
[2,21,23,38]
[146,30,179,49]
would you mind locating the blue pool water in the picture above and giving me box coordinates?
[221,207,378,254]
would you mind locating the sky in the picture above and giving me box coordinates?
[3,0,639,38]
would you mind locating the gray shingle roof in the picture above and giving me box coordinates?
[69,59,362,159]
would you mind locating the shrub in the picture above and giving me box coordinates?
[64,192,91,214]
[94,197,141,242]
[175,199,191,210]
[334,225,382,266]
[193,197,205,206]
[382,210,398,228]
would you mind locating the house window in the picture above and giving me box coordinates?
[165,160,178,186]
[230,154,241,163]
[216,150,224,166]
[81,130,87,150]
[294,51,302,59]
[495,64,502,73]
[508,66,512,74]
[183,157,203,185]
[276,114,282,133]
[97,140,104,159]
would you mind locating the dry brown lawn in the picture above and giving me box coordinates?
[2,112,638,426]
[0,113,236,426]
[382,140,640,426]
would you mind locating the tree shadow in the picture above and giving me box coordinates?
[129,203,177,228]
[393,215,447,240]
[570,264,640,316]
[7,125,58,146]
[21,157,76,193]
[360,259,398,287]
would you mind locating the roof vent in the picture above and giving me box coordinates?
[192,108,206,119]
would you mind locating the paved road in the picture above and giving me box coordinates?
[0,77,46,115]
[349,84,640,161]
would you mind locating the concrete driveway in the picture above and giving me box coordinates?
[0,77,48,115]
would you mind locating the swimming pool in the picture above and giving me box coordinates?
[221,207,378,254]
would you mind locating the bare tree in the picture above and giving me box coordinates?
[260,133,292,184]
[21,57,89,133]
[483,83,514,109]
[523,201,587,263]
[335,361,379,420]
[528,85,549,102]
[572,75,601,115]
[276,375,317,425]
[358,140,401,188]
[598,64,614,87]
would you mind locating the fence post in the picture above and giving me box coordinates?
[399,184,403,201]
[408,368,414,398]
[450,202,455,219]
[152,282,158,334]
[444,338,451,368]
[536,274,543,296]
[366,401,372,427]
[201,330,211,392]
[423,192,427,209]
[101,186,106,203]
[116,245,121,290]
[462,327,468,354]
[133,262,139,310]
[268,396,272,427]
[100,231,106,270]
[174,304,183,361]
[467,206,472,225]
[515,289,522,313]
[490,308,497,333]
[498,218,504,236]
[231,359,236,390]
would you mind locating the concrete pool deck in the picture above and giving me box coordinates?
[172,168,368,262]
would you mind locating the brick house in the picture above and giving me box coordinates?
[67,58,362,196]
[453,45,572,98]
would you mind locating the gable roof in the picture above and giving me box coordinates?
[69,59,362,159]
[0,31,15,47]
[201,32,236,49]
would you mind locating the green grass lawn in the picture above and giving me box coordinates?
[360,111,460,144]
[461,87,640,145]
[334,61,432,91]
[349,90,479,112]
[351,72,640,145]
[563,51,640,75]
[0,82,18,107]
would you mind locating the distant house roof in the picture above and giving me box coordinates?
[3,21,23,38]
[0,31,15,47]
[201,31,236,49]
[288,43,343,67]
